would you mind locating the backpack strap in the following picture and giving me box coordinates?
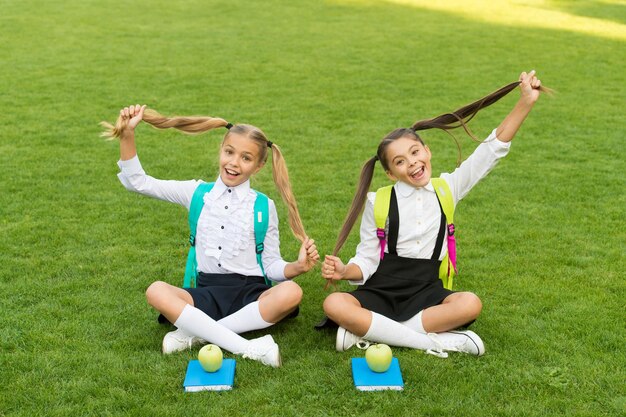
[432,199,447,261]
[183,184,272,288]
[374,179,458,289]
[252,191,271,286]
[183,182,215,288]
[431,178,457,287]
[387,188,400,256]
[373,185,393,259]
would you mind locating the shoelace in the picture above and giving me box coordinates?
[242,347,259,359]
[242,342,269,359]
[168,330,204,349]
[170,334,194,348]
[356,340,371,350]
[425,333,449,359]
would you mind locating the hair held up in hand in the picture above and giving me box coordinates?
[101,108,308,243]
[100,109,230,139]
[331,80,552,257]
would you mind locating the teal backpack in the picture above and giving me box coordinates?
[183,182,271,288]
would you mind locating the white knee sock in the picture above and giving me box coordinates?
[218,301,273,334]
[364,312,438,351]
[400,310,426,333]
[174,304,249,354]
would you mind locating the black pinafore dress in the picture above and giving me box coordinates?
[350,188,455,321]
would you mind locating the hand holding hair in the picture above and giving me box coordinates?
[120,104,147,134]
[322,255,346,281]
[101,107,229,139]
[298,237,321,272]
[518,70,542,104]
[321,255,347,291]
[330,70,552,263]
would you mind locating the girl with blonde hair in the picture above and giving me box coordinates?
[104,105,319,367]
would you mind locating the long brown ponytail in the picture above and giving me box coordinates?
[412,81,553,165]
[331,80,552,257]
[332,156,377,256]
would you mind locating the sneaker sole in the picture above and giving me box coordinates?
[335,328,347,352]
[162,339,186,355]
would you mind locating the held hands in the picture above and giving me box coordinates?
[297,237,320,273]
[519,70,542,104]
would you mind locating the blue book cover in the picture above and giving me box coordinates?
[351,357,404,391]
[183,359,236,392]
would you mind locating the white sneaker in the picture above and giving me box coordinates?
[336,327,370,352]
[162,329,206,354]
[428,330,485,357]
[242,335,282,367]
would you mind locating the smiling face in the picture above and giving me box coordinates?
[383,135,432,188]
[219,132,265,187]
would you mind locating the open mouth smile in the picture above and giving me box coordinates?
[224,168,240,177]
[410,166,425,181]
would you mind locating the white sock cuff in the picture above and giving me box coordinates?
[364,312,436,352]
[363,312,382,341]
[414,310,425,333]
[247,301,273,326]
[172,304,248,354]
[217,301,273,334]
[173,304,194,329]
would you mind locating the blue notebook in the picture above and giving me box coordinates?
[351,357,404,391]
[183,359,236,392]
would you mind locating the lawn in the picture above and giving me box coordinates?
[0,0,624,416]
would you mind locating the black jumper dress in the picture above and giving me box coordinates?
[349,188,455,321]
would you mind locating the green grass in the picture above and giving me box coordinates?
[1,0,624,415]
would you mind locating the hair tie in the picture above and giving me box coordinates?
[267,141,273,148]
[374,155,379,161]
[225,123,233,130]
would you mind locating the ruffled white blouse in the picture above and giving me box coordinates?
[117,156,288,281]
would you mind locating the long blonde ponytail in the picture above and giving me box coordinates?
[102,110,307,242]
[218,124,308,243]
[100,108,229,138]
[270,144,307,243]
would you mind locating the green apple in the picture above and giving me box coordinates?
[365,343,393,373]
[198,344,223,373]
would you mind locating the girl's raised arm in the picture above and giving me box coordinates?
[117,104,146,160]
[495,71,542,142]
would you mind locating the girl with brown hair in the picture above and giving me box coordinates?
[103,105,319,367]
[321,71,546,358]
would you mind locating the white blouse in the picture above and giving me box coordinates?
[117,156,288,281]
[348,129,511,284]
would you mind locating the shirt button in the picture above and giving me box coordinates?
[221,226,224,229]
[225,205,228,209]
[228,189,232,193]
[218,246,222,250]
[218,263,221,267]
